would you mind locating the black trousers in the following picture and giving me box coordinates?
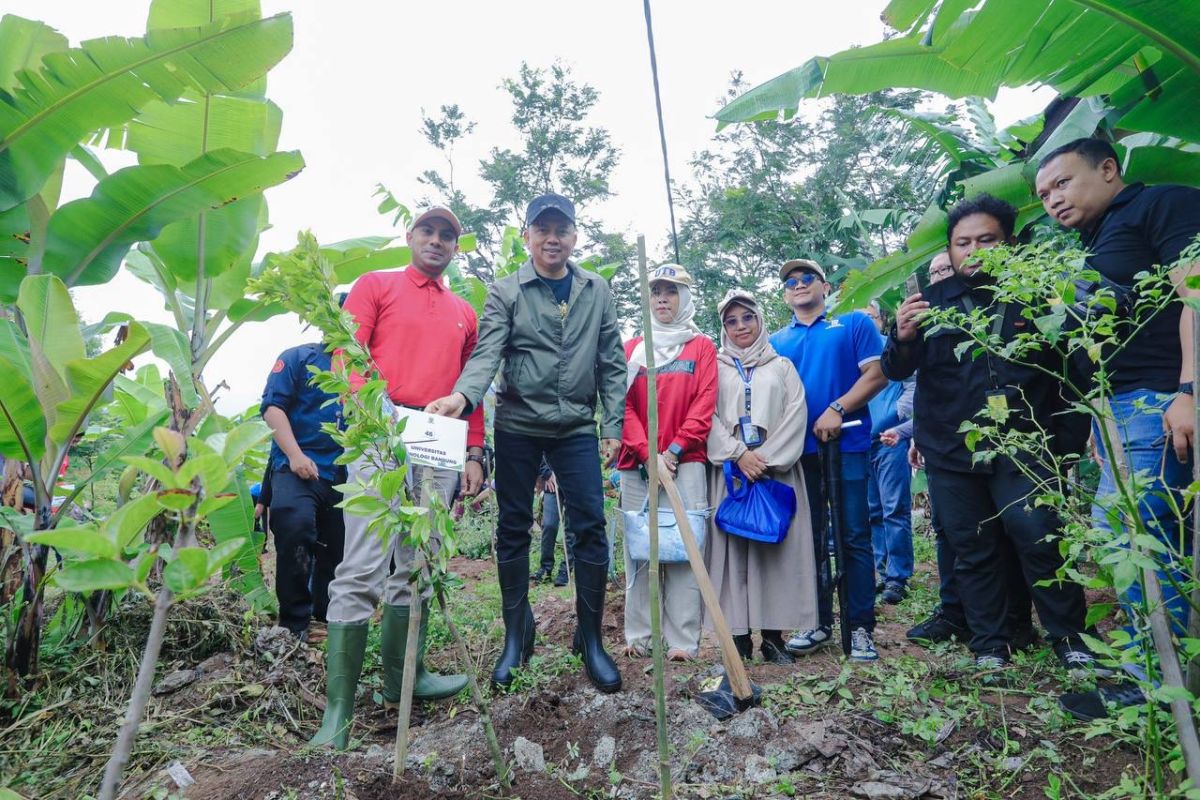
[932,498,1033,631]
[269,469,346,635]
[926,459,1086,655]
[494,429,607,567]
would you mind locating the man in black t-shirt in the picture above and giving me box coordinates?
[1036,138,1200,719]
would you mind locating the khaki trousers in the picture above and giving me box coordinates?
[326,458,458,624]
[621,461,707,656]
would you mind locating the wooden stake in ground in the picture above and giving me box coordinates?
[1097,401,1200,786]
[637,235,673,800]
[1187,307,1200,698]
[392,557,425,782]
[658,472,755,701]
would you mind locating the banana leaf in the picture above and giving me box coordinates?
[40,148,303,289]
[0,12,293,210]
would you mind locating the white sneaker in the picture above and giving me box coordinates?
[786,626,832,655]
[849,627,878,662]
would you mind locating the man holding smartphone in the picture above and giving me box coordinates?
[885,195,1096,675]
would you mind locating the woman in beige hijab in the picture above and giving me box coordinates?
[706,289,817,663]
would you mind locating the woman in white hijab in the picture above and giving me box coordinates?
[706,289,817,663]
[617,264,718,660]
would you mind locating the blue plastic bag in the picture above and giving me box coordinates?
[714,461,795,544]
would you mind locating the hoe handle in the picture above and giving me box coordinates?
[659,471,754,700]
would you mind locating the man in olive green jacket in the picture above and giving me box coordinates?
[428,193,626,693]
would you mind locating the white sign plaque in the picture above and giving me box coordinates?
[390,405,468,472]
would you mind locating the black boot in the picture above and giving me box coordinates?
[571,560,622,693]
[760,630,796,665]
[733,633,753,660]
[492,557,535,689]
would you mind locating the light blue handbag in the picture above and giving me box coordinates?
[623,494,709,564]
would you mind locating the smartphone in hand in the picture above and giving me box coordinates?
[904,272,921,297]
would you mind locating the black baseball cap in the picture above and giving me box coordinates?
[525,193,576,226]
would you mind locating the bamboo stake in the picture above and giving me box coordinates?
[1187,307,1200,698]
[638,235,673,800]
[556,485,572,590]
[1096,401,1200,786]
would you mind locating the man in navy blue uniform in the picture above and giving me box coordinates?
[770,258,888,662]
[260,342,346,641]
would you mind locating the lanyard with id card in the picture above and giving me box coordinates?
[960,294,1010,418]
[733,358,764,448]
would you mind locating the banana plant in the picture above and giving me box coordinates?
[8,420,270,800]
[0,4,303,678]
[0,275,152,677]
[714,0,1200,311]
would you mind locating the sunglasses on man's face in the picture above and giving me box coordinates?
[722,312,758,329]
[783,273,820,290]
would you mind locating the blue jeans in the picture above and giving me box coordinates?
[803,451,876,632]
[868,440,913,584]
[1093,389,1193,643]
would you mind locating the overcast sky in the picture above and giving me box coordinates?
[9,1,1050,413]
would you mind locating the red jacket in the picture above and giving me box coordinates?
[618,335,718,469]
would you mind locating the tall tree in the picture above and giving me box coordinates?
[678,76,945,333]
[416,62,631,299]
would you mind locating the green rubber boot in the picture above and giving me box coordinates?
[382,601,468,702]
[309,621,368,750]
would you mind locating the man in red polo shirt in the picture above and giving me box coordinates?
[311,207,486,749]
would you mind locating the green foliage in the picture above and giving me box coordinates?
[414,62,636,314]
[915,240,1200,794]
[20,418,267,601]
[678,82,945,333]
[716,1,1199,138]
[40,148,302,292]
[0,11,294,211]
[716,0,1200,312]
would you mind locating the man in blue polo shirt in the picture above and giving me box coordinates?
[261,342,346,642]
[770,258,887,661]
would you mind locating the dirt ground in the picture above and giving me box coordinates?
[100,547,1142,800]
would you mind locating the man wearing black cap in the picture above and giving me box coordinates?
[427,193,627,693]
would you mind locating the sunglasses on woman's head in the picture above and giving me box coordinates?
[783,273,819,290]
[722,312,758,329]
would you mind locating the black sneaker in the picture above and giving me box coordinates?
[975,651,1010,670]
[906,608,968,644]
[1052,638,1116,679]
[1059,681,1147,721]
[880,580,907,605]
[553,563,569,587]
[1010,622,1041,652]
[531,565,553,583]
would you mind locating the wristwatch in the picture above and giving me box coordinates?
[466,453,488,475]
[667,443,684,459]
[829,400,846,415]
[1179,382,1194,396]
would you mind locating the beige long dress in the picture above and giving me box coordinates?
[705,351,817,635]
